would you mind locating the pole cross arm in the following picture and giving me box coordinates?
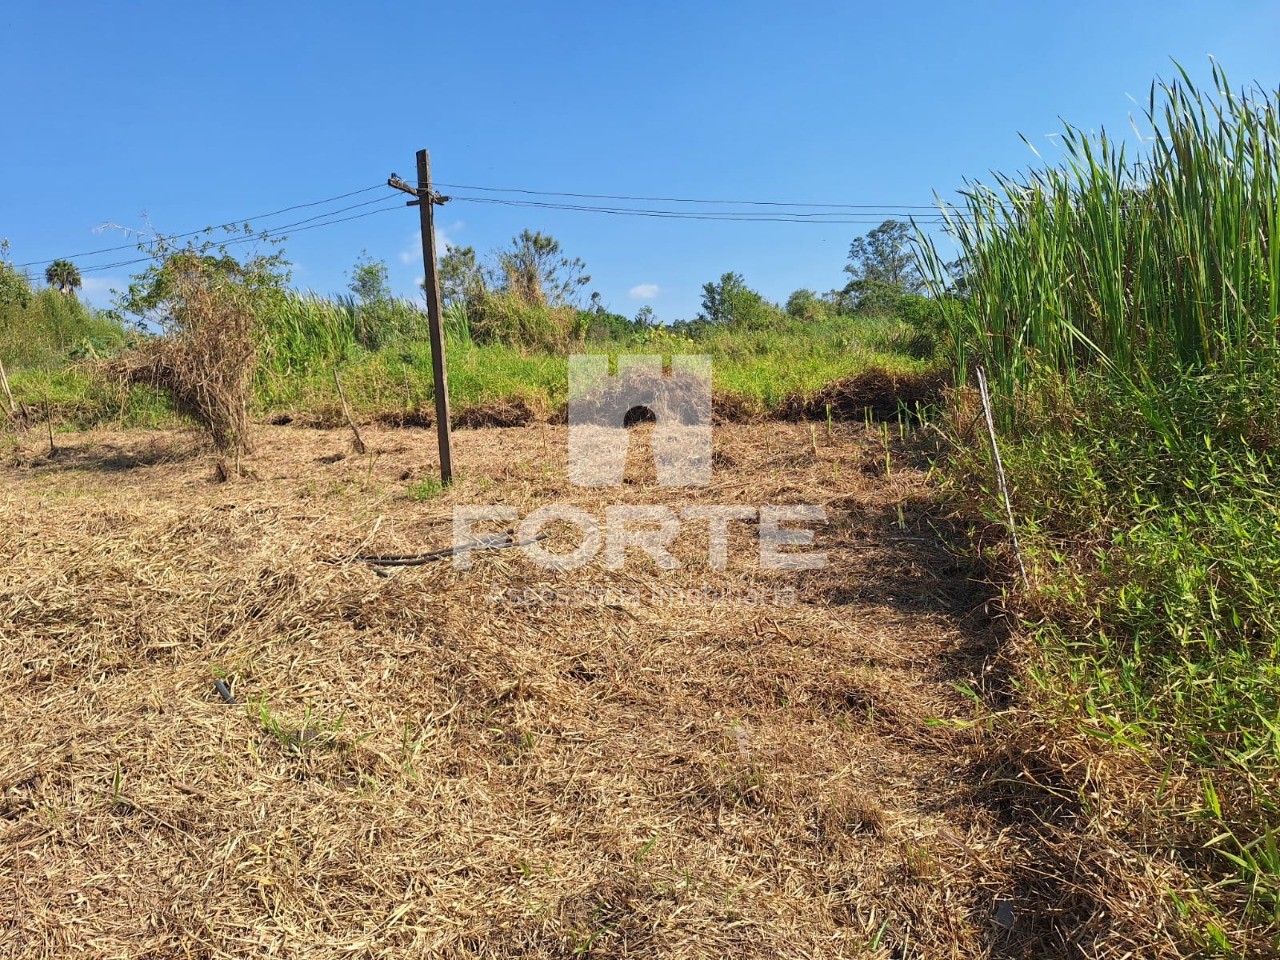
[387,175,420,197]
[388,175,449,205]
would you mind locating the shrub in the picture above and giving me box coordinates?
[892,292,944,358]
[785,288,836,322]
[108,250,262,465]
[0,261,32,310]
[348,295,430,351]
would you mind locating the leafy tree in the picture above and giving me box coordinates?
[437,245,484,307]
[117,230,289,331]
[785,288,842,322]
[842,220,925,310]
[785,288,817,319]
[45,259,82,297]
[634,305,656,328]
[698,272,778,328]
[579,304,639,342]
[347,251,389,305]
[496,230,589,307]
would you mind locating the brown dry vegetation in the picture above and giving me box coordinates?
[103,255,260,473]
[0,421,1187,957]
[776,369,949,423]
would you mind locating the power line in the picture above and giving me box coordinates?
[14,183,387,270]
[434,181,943,211]
[447,194,948,224]
[14,174,954,281]
[76,202,406,275]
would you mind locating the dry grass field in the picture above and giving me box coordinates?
[0,422,1180,958]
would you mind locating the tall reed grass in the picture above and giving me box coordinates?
[919,63,1280,937]
[258,292,475,379]
[918,61,1280,418]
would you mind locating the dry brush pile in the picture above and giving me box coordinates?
[102,253,262,474]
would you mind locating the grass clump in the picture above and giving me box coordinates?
[405,476,444,501]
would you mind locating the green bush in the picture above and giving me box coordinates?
[0,262,32,309]
[697,272,783,330]
[785,288,836,322]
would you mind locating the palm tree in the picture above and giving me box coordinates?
[44,259,81,297]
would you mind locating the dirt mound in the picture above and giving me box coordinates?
[372,408,435,429]
[453,396,546,429]
[547,390,762,427]
[711,390,762,424]
[779,367,949,421]
[569,363,711,428]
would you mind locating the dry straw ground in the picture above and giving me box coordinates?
[0,422,1182,957]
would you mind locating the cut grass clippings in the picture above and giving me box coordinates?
[0,421,1190,957]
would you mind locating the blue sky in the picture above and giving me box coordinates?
[2,1,1279,320]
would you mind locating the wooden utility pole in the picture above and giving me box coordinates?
[389,150,453,485]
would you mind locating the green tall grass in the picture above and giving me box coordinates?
[257,291,457,375]
[922,63,1280,940]
[258,292,357,377]
[919,61,1280,414]
[0,284,129,370]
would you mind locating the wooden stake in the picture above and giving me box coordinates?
[975,366,1028,588]
[333,368,367,454]
[43,399,56,458]
[0,359,14,419]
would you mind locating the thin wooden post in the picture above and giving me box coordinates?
[43,399,56,458]
[333,368,366,454]
[975,366,1028,589]
[0,360,14,419]
[414,150,453,484]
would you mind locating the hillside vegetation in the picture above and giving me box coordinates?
[0,248,129,370]
[0,229,941,431]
